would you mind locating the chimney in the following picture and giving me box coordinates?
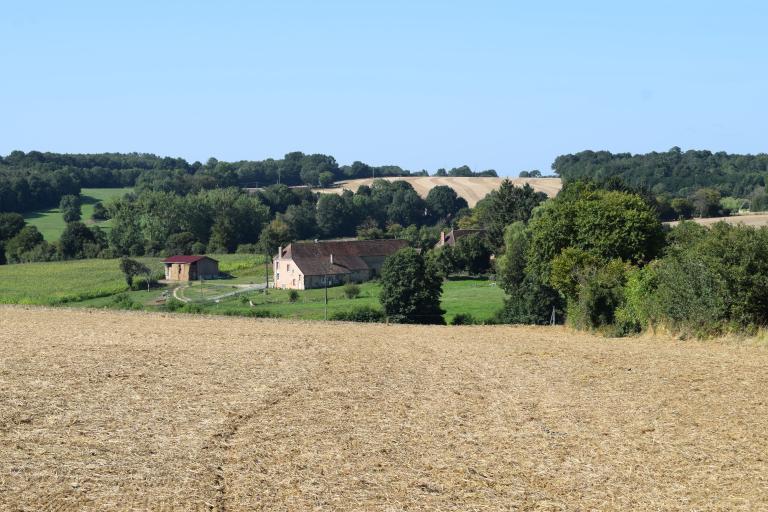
[330,253,334,265]
[277,245,282,259]
[440,231,445,245]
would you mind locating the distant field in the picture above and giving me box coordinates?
[23,187,132,241]
[315,176,562,207]
[666,213,768,228]
[2,307,766,510]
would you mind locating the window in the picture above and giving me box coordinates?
[287,264,291,271]
[276,272,280,280]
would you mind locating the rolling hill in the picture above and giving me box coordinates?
[315,176,562,207]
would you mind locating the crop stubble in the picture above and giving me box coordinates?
[0,307,766,511]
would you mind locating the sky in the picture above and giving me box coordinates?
[1,1,767,175]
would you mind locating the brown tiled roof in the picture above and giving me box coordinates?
[162,255,218,264]
[279,239,408,276]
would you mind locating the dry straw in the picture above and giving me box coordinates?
[1,306,766,510]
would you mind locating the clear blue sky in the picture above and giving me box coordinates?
[2,1,766,175]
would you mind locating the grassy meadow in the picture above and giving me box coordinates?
[23,187,132,241]
[0,254,265,306]
[0,254,504,321]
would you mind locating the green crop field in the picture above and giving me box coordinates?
[23,187,133,241]
[0,253,265,306]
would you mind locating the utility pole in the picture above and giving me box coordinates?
[264,251,270,294]
[324,274,328,321]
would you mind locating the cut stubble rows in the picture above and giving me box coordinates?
[1,307,766,511]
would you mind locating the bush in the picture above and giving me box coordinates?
[451,313,477,325]
[343,283,361,299]
[565,259,628,331]
[288,289,299,302]
[331,306,386,323]
[131,275,159,291]
[106,293,142,310]
[495,275,562,325]
[220,309,280,318]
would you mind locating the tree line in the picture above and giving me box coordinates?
[0,150,500,214]
[554,147,768,218]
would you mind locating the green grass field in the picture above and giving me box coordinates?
[0,252,504,321]
[0,254,264,306]
[197,277,504,323]
[23,188,133,241]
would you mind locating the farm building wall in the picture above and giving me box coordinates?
[195,259,220,279]
[164,258,219,281]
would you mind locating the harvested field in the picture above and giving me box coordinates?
[665,213,768,228]
[315,176,562,207]
[1,307,767,511]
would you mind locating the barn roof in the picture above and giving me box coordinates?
[278,239,408,276]
[162,255,218,264]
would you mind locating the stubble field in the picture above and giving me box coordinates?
[1,307,767,511]
[316,176,562,206]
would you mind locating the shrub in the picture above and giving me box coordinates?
[451,313,477,325]
[565,259,628,331]
[131,276,158,291]
[220,309,280,318]
[106,293,142,311]
[343,283,361,299]
[331,306,386,323]
[495,275,563,325]
[288,290,299,302]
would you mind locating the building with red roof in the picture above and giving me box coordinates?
[162,255,219,281]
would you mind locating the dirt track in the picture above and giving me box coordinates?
[316,176,562,207]
[1,307,767,511]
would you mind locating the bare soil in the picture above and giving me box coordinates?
[1,306,766,511]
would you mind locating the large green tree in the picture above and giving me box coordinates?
[474,180,547,246]
[526,188,664,283]
[425,185,468,222]
[379,248,445,324]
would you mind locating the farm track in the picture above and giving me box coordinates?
[1,307,768,511]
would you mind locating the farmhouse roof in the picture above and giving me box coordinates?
[278,239,408,276]
[162,255,218,264]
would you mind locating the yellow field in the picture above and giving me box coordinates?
[316,176,562,207]
[1,307,767,511]
[666,213,768,228]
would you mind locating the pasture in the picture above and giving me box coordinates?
[197,277,504,323]
[315,176,563,207]
[1,307,766,510]
[0,254,263,305]
[22,187,132,241]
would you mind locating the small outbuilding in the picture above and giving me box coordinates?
[162,255,220,281]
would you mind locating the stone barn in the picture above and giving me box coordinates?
[162,255,220,281]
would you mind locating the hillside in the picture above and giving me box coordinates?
[665,213,768,228]
[316,176,562,207]
[2,307,766,510]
